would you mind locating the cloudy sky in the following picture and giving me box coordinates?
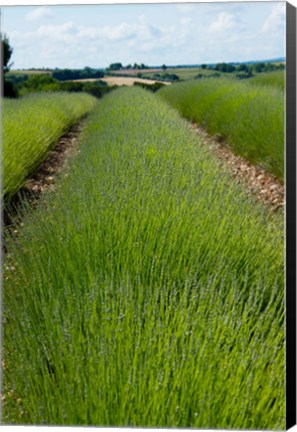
[1,1,286,69]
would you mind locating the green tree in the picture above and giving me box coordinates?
[237,63,248,72]
[20,74,60,95]
[2,34,18,97]
[2,34,13,73]
[215,63,236,73]
[109,62,123,71]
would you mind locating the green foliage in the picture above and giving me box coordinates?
[235,64,253,80]
[59,80,110,96]
[52,67,104,81]
[108,62,123,71]
[195,72,221,79]
[5,72,28,88]
[143,68,212,81]
[133,81,165,92]
[2,34,18,97]
[152,72,180,82]
[4,87,284,429]
[236,63,249,72]
[193,62,284,77]
[2,34,13,72]
[214,63,236,73]
[20,74,61,95]
[251,62,285,73]
[10,73,113,99]
[81,81,110,98]
[248,70,285,90]
[158,78,284,178]
[3,92,98,200]
[59,81,84,92]
[235,71,253,80]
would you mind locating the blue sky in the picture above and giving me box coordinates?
[1,1,286,69]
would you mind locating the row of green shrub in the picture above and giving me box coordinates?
[248,70,285,90]
[52,67,104,81]
[4,87,284,429]
[158,78,284,178]
[133,80,166,92]
[3,92,98,200]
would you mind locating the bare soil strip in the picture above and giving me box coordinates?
[4,120,85,228]
[191,123,285,212]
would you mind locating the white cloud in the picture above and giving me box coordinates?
[261,3,285,33]
[25,6,53,21]
[6,3,285,69]
[31,17,170,45]
[77,18,172,44]
[36,22,77,43]
[209,12,237,33]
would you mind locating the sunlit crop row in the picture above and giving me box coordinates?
[3,92,98,200]
[158,78,284,178]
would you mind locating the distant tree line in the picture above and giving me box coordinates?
[201,61,285,74]
[197,61,285,81]
[52,67,104,81]
[107,62,149,71]
[5,73,116,99]
[250,62,285,73]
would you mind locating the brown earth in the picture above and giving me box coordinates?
[191,123,284,212]
[102,76,170,86]
[4,120,84,229]
[72,77,170,86]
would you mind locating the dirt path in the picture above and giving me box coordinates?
[191,123,284,212]
[4,120,85,228]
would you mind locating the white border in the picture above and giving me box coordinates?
[1,0,296,431]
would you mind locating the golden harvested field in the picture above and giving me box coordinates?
[72,76,170,86]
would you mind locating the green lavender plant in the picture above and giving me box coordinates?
[3,87,284,429]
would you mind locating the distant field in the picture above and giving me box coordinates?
[108,68,161,76]
[72,76,170,86]
[8,69,52,75]
[110,68,222,81]
[144,68,220,80]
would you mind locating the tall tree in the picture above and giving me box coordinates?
[2,34,18,97]
[2,34,13,73]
